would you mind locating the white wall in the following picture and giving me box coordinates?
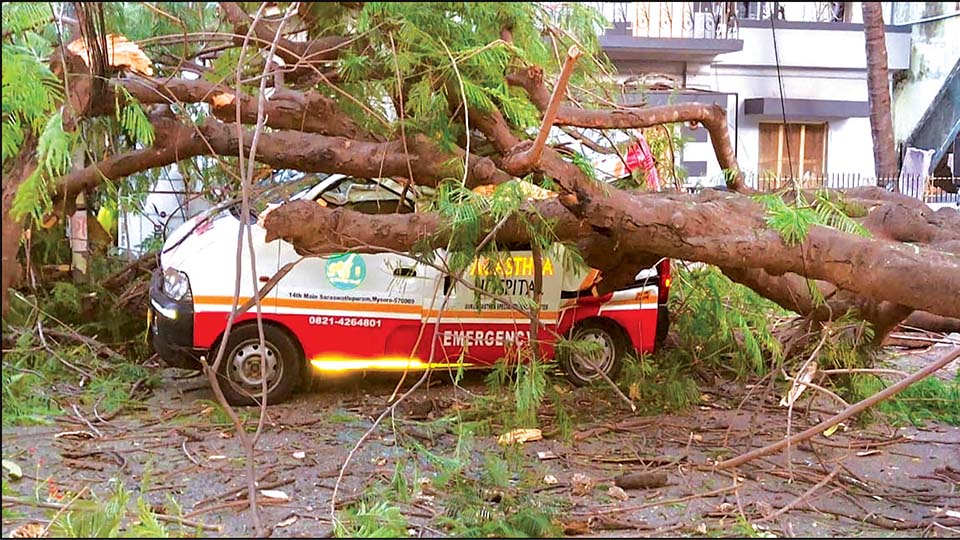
[714,25,910,71]
[825,117,878,178]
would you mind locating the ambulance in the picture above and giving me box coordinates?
[149,174,672,405]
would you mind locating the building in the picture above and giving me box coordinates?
[587,1,958,202]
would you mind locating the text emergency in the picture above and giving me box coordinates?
[440,329,531,347]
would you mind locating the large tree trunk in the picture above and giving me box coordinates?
[262,192,960,320]
[1,136,39,316]
[5,2,957,340]
[862,2,898,180]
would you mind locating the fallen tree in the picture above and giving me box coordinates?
[3,2,958,348]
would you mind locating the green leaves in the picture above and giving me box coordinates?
[37,111,72,177]
[758,194,818,246]
[1,117,24,163]
[116,87,155,146]
[345,2,609,145]
[1,2,50,36]
[671,265,786,378]
[2,39,63,165]
[813,189,871,238]
[758,189,871,248]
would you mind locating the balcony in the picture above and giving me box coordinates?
[586,2,744,63]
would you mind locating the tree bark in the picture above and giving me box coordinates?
[218,2,349,83]
[53,116,512,211]
[263,190,960,319]
[119,77,382,141]
[1,136,37,316]
[7,1,956,338]
[862,2,898,180]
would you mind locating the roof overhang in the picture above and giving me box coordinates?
[600,34,744,62]
[743,97,869,119]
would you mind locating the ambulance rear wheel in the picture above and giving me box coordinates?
[216,324,302,406]
[560,319,626,386]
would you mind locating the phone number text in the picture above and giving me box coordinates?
[307,316,382,328]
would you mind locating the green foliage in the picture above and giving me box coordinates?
[617,352,702,412]
[334,500,409,538]
[848,372,960,426]
[1,361,61,426]
[513,358,548,427]
[103,2,208,62]
[485,354,553,429]
[547,385,574,440]
[2,2,61,161]
[813,189,871,238]
[1,2,51,36]
[2,252,156,426]
[50,281,82,314]
[434,181,487,254]
[387,458,411,503]
[3,3,69,221]
[671,264,785,378]
[342,1,610,150]
[436,482,563,538]
[36,111,72,177]
[10,109,77,221]
[116,87,155,147]
[758,190,871,247]
[47,480,177,538]
[757,193,819,246]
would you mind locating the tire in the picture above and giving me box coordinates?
[215,324,302,406]
[655,305,670,349]
[559,319,626,386]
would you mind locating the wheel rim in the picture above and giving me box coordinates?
[568,328,616,382]
[226,339,283,396]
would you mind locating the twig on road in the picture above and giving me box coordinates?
[571,481,741,517]
[755,466,841,523]
[716,346,960,470]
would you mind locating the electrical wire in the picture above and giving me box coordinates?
[770,2,794,179]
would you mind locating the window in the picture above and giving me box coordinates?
[758,123,828,178]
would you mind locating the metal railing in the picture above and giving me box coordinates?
[587,1,868,40]
[741,172,959,205]
[732,1,853,23]
[586,2,740,39]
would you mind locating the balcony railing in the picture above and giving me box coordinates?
[587,2,883,40]
[732,2,855,23]
[585,2,740,40]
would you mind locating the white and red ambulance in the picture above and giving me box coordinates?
[149,175,672,405]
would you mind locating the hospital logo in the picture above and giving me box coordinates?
[326,253,366,290]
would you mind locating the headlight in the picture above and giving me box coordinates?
[162,267,191,302]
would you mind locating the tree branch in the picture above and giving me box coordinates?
[263,189,960,318]
[219,2,348,80]
[119,76,381,141]
[54,116,512,208]
[507,66,745,192]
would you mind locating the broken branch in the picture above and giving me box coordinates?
[716,346,960,470]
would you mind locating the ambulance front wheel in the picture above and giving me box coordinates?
[215,324,302,406]
[559,319,626,386]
